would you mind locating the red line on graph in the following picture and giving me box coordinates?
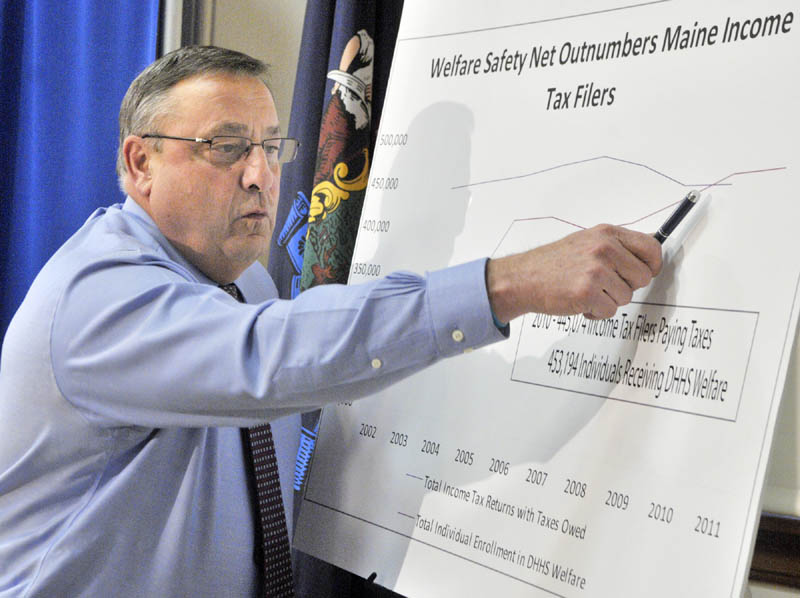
[618,166,786,227]
[697,166,787,193]
[508,166,786,231]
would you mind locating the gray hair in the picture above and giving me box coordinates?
[116,45,270,191]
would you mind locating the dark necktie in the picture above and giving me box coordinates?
[220,282,295,597]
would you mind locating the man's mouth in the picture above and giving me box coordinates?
[242,210,268,220]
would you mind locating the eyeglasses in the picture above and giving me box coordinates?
[141,134,300,166]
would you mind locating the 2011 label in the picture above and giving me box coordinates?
[694,516,720,538]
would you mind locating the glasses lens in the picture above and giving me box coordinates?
[208,137,250,164]
[277,139,299,164]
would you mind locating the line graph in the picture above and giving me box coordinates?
[468,156,786,253]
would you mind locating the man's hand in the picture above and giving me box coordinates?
[486,224,662,323]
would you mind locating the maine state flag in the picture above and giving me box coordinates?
[267,1,404,596]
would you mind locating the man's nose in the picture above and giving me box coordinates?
[241,145,277,193]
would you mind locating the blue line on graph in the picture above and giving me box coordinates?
[452,155,731,191]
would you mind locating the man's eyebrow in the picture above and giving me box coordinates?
[208,122,248,136]
[207,123,282,138]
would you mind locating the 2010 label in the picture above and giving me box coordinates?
[649,502,674,524]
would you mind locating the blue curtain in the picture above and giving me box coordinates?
[0,1,160,340]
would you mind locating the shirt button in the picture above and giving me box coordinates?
[371,358,383,369]
[451,329,465,343]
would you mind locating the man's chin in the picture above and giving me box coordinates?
[225,237,269,267]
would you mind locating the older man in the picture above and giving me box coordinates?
[0,46,661,597]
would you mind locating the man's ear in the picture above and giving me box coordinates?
[122,135,154,198]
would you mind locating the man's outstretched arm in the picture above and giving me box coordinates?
[486,224,663,324]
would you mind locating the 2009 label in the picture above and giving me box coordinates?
[605,490,630,510]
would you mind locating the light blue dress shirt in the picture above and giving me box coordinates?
[0,198,504,597]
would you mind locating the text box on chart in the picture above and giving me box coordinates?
[512,304,758,421]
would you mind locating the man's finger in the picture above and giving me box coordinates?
[614,227,663,277]
[600,270,634,309]
[586,290,618,320]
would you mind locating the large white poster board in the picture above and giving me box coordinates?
[294,2,800,596]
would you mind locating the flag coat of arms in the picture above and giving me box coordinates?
[267,1,404,596]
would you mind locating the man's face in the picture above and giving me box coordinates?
[144,73,281,283]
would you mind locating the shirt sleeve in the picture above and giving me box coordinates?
[51,254,507,428]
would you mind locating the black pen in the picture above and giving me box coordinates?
[654,190,699,244]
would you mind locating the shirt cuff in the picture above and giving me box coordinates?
[426,258,510,357]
